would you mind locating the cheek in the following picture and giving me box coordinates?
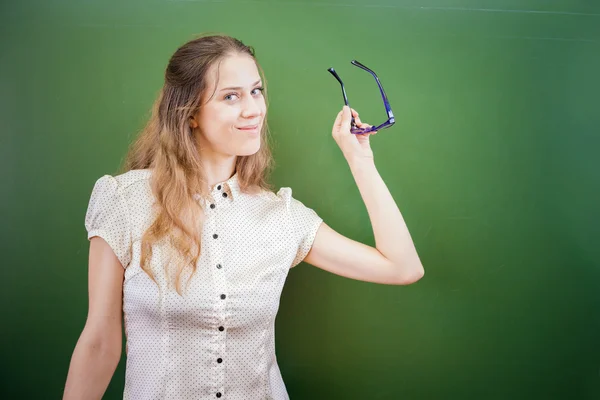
[201,107,237,131]
[259,98,267,114]
[217,108,242,127]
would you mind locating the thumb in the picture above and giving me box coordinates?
[340,106,352,134]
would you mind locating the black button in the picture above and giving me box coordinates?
[217,358,223,363]
[216,392,222,398]
[220,294,226,300]
[210,204,215,209]
[216,264,222,269]
[222,192,228,198]
[219,326,224,331]
[213,234,218,239]
[217,185,222,190]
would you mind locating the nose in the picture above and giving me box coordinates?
[241,96,262,119]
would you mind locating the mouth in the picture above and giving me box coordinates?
[236,124,260,134]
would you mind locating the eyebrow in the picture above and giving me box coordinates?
[219,80,262,92]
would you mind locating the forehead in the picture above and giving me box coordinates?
[209,53,261,88]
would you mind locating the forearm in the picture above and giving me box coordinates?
[348,157,424,280]
[63,335,121,400]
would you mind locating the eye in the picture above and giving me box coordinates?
[224,93,239,101]
[252,87,265,96]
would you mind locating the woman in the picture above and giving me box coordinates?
[63,34,423,400]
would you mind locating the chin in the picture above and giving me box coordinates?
[237,141,261,156]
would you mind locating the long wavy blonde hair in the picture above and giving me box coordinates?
[120,34,274,294]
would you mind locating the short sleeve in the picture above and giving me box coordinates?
[84,175,132,268]
[278,188,323,268]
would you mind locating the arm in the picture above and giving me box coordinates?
[63,237,124,400]
[303,106,423,285]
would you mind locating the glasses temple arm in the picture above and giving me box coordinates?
[327,67,356,126]
[351,60,394,120]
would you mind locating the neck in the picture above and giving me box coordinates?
[198,151,237,189]
[204,163,237,189]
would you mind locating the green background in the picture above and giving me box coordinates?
[2,0,599,399]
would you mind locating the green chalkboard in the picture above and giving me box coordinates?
[1,0,599,398]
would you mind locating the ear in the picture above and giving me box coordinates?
[189,115,199,129]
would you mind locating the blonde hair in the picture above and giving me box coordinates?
[120,34,274,294]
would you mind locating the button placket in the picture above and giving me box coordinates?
[208,191,228,389]
[211,201,228,313]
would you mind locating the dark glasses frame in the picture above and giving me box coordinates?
[327,60,395,134]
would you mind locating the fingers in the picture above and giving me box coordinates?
[340,105,352,133]
[334,106,377,135]
[349,108,361,126]
[350,108,373,130]
[349,109,372,131]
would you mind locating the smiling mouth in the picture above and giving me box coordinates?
[236,124,259,130]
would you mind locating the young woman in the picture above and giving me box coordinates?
[63,34,423,400]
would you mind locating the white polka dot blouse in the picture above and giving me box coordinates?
[84,169,323,400]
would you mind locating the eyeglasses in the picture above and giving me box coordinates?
[327,60,395,134]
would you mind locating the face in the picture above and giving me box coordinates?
[192,53,266,158]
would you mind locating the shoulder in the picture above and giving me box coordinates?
[255,186,293,209]
[86,170,157,239]
[260,186,317,218]
[111,169,152,191]
[101,169,153,197]
[237,186,298,216]
[91,169,151,192]
[89,169,154,211]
